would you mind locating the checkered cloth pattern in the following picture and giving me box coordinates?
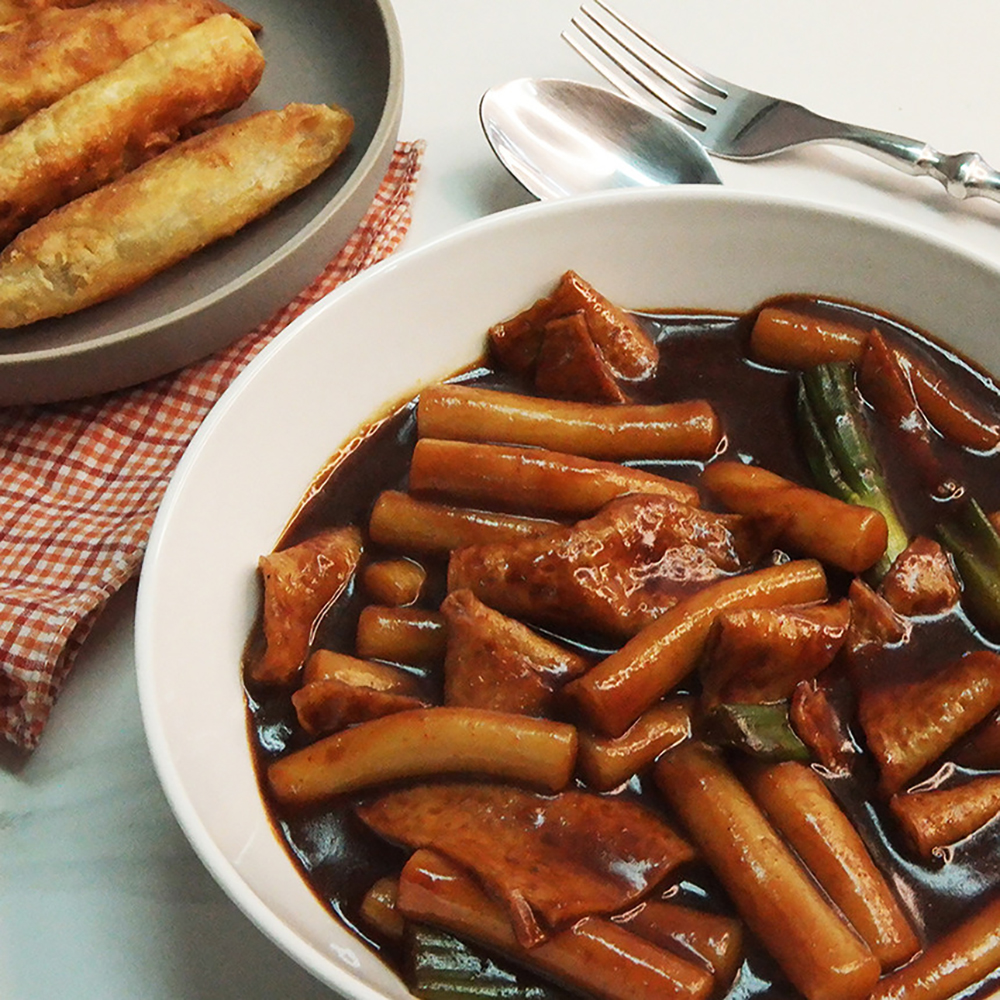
[0,140,424,751]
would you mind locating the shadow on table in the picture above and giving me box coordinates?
[457,159,537,216]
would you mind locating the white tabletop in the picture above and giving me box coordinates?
[5,1,1000,997]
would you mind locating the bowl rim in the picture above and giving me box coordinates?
[135,184,1000,998]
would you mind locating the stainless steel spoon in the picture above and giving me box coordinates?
[480,77,721,200]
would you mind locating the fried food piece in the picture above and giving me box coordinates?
[952,709,1000,769]
[857,649,1000,794]
[449,494,770,639]
[357,782,693,946]
[890,773,1000,859]
[907,347,1000,452]
[440,589,589,715]
[858,330,957,497]
[844,577,911,654]
[252,526,362,686]
[291,678,428,737]
[699,600,850,709]
[0,0,260,133]
[533,311,628,403]
[879,536,960,617]
[0,14,264,249]
[0,0,92,26]
[0,102,354,327]
[490,269,660,380]
[790,679,856,775]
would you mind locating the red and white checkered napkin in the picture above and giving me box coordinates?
[0,140,424,751]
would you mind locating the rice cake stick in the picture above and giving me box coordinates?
[743,760,919,970]
[0,13,264,247]
[0,0,261,133]
[0,102,354,327]
[409,438,700,515]
[655,742,880,1000]
[564,559,828,738]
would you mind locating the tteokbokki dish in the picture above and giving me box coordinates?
[242,272,1000,1000]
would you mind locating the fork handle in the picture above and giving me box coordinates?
[824,120,1000,203]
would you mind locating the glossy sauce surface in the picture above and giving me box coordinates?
[245,298,1000,998]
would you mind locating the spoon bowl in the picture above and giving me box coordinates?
[480,77,721,199]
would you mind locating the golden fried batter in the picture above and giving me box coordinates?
[0,13,264,247]
[0,102,354,327]
[0,0,93,27]
[0,0,260,133]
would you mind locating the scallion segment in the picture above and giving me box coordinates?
[936,498,1000,637]
[704,702,811,762]
[798,363,909,578]
[407,924,569,1000]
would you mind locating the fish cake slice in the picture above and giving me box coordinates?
[0,12,264,247]
[0,102,355,328]
[0,0,260,133]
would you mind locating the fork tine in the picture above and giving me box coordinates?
[588,0,729,99]
[563,2,724,133]
[560,23,709,133]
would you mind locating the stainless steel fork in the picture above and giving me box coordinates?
[563,0,1000,204]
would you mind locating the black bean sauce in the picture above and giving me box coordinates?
[244,296,1000,998]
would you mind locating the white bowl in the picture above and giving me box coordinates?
[134,187,1000,998]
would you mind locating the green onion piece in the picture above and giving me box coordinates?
[407,924,569,1000]
[704,702,811,762]
[801,364,884,498]
[798,382,863,505]
[798,363,909,578]
[937,498,1000,638]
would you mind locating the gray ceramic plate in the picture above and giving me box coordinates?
[0,0,403,406]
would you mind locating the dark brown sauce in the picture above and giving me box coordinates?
[244,297,1000,999]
